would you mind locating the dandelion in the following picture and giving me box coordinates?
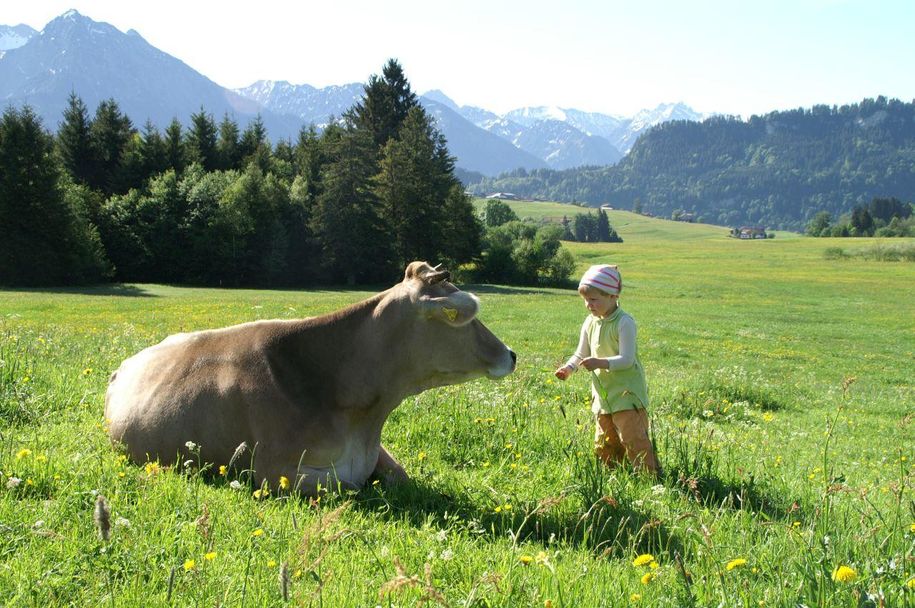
[267,559,277,568]
[831,565,857,583]
[519,555,534,565]
[641,571,654,585]
[418,451,427,461]
[253,488,270,499]
[630,594,641,602]
[204,552,217,561]
[82,367,92,375]
[279,476,289,490]
[251,528,264,537]
[219,465,228,476]
[544,600,554,608]
[144,461,160,475]
[910,523,915,534]
[15,448,31,460]
[94,495,111,541]
[906,577,915,589]
[184,559,195,572]
[632,553,655,567]
[726,558,748,571]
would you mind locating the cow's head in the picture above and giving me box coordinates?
[397,261,516,387]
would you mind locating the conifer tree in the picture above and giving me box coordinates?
[349,59,418,147]
[89,98,134,196]
[57,92,95,187]
[0,106,107,285]
[185,108,219,171]
[164,118,186,173]
[217,113,241,171]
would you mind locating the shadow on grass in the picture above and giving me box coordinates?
[663,465,809,521]
[6,284,156,297]
[348,477,683,559]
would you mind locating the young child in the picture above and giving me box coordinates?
[554,264,659,475]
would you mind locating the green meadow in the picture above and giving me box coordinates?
[1,208,913,606]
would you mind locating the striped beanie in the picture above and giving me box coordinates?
[578,264,622,295]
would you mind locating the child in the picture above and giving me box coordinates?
[554,264,659,475]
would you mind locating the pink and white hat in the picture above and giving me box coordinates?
[579,264,622,295]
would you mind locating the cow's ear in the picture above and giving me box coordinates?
[420,291,479,326]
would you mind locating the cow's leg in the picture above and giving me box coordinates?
[374,445,408,485]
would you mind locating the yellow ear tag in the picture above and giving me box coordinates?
[443,308,458,322]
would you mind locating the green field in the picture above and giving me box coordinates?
[2,211,914,606]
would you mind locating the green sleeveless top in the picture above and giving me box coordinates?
[587,307,649,414]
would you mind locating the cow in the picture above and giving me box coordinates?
[104,261,516,495]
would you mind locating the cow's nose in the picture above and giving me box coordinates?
[510,350,517,367]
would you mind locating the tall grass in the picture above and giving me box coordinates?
[1,216,913,606]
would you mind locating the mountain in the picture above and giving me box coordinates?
[0,11,301,139]
[469,97,915,230]
[0,10,706,177]
[0,24,36,51]
[234,80,364,127]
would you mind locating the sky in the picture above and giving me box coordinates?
[3,0,914,118]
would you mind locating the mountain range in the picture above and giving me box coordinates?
[0,11,706,177]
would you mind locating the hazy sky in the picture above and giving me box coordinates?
[4,0,914,117]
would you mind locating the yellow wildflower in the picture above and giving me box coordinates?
[219,465,227,476]
[519,555,533,565]
[83,368,93,375]
[544,601,553,608]
[906,577,915,589]
[910,522,915,533]
[279,476,289,490]
[831,565,857,583]
[253,488,270,499]
[418,451,427,461]
[726,558,748,571]
[630,594,641,602]
[184,559,195,571]
[144,461,160,475]
[640,571,654,585]
[267,559,277,568]
[632,554,655,567]
[251,528,264,537]
[204,552,217,560]
[15,449,31,460]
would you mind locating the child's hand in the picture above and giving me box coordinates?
[554,366,572,380]
[580,357,606,371]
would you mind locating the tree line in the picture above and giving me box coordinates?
[468,96,915,232]
[1,60,575,287]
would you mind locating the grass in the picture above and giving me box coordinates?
[1,210,914,606]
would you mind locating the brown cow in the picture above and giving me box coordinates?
[105,261,516,495]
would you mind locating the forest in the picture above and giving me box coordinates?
[0,61,572,287]
[469,96,915,231]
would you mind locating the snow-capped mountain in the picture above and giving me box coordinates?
[235,80,364,128]
[0,10,709,178]
[0,11,300,139]
[0,24,36,51]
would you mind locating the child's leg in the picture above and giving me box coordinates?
[594,413,627,467]
[612,408,659,476]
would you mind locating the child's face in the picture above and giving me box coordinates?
[581,289,618,318]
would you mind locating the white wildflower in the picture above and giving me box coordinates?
[6,477,21,488]
[185,441,198,451]
[115,517,131,528]
[229,480,243,490]
[440,548,454,561]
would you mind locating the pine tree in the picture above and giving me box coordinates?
[185,108,219,171]
[239,115,268,165]
[597,208,611,241]
[217,113,241,171]
[89,98,134,196]
[349,59,418,147]
[57,92,95,187]
[0,106,107,285]
[311,126,392,284]
[164,118,186,173]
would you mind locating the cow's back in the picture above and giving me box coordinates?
[105,321,290,465]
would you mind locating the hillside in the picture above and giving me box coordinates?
[470,97,915,231]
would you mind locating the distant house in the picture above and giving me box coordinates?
[736,225,768,239]
[485,192,519,200]
[600,205,614,211]
[676,212,695,223]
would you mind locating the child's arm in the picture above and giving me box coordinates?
[580,316,638,371]
[555,319,591,380]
